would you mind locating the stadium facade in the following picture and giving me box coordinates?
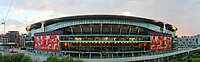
[25,15,178,58]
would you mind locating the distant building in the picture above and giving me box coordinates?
[178,34,200,48]
[0,34,8,43]
[0,31,20,47]
[21,34,29,47]
[7,31,19,43]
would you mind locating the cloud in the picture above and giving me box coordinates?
[0,0,200,36]
[0,18,25,34]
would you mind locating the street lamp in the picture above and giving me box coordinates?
[1,18,6,34]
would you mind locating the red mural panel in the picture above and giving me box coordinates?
[34,35,60,52]
[150,34,172,52]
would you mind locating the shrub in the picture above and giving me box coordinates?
[0,52,2,60]
[21,56,32,62]
[10,53,25,62]
[46,55,84,62]
[2,54,12,62]
[60,57,75,62]
[75,59,84,62]
[47,55,59,62]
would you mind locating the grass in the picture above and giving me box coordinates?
[190,58,200,62]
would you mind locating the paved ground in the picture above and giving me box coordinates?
[1,50,47,62]
[81,47,200,62]
[7,47,200,62]
[15,49,48,62]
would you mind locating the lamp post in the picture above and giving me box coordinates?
[1,18,5,34]
[1,0,14,34]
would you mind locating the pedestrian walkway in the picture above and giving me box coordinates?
[82,47,200,62]
[14,47,200,62]
[16,49,48,62]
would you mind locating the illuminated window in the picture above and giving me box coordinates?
[113,37,117,41]
[75,37,82,41]
[129,38,135,41]
[103,37,109,41]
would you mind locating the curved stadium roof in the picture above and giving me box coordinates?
[27,15,178,32]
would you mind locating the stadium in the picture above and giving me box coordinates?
[25,15,178,58]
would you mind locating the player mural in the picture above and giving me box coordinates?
[34,35,60,52]
[150,34,172,52]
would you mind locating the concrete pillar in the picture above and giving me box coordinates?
[161,57,164,62]
[79,53,80,58]
[122,53,124,58]
[68,54,71,57]
[157,58,160,62]
[100,53,102,58]
[132,53,134,57]
[112,54,113,58]
[110,25,112,34]
[141,52,143,56]
[41,21,45,32]
[89,54,92,58]
[116,53,118,58]
[167,57,169,62]
[154,59,157,62]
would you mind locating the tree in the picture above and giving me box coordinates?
[60,57,73,62]
[21,56,32,62]
[2,54,12,62]
[46,55,84,62]
[0,52,3,61]
[60,57,83,62]
[47,55,59,62]
[75,59,84,62]
[11,54,18,62]
[10,53,25,62]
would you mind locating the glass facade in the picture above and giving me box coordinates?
[45,19,163,33]
[60,42,150,52]
[60,36,150,41]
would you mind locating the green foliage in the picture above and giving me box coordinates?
[46,55,83,62]
[10,53,25,62]
[17,53,25,61]
[2,54,12,62]
[170,49,200,62]
[0,52,2,61]
[11,54,18,62]
[75,59,84,62]
[47,55,59,62]
[0,52,84,62]
[191,58,200,62]
[21,56,32,62]
[0,53,32,62]
[60,57,75,62]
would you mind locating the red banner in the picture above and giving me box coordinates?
[150,34,172,52]
[34,35,60,52]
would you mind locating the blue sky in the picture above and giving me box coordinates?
[0,0,200,36]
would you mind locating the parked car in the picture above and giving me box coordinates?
[20,47,26,50]
[9,49,17,53]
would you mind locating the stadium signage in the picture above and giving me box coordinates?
[150,34,172,52]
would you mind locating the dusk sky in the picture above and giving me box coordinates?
[0,0,200,36]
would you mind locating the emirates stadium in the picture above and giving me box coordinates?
[25,15,178,58]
